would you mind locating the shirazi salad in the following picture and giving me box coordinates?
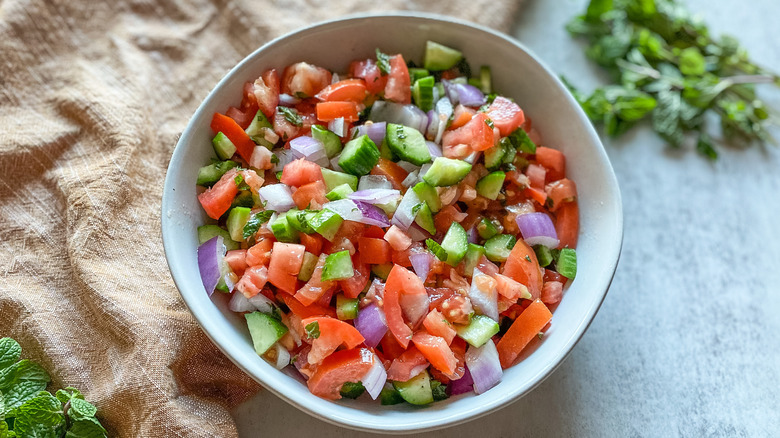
[195,41,579,405]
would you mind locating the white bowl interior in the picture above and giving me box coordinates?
[162,13,623,434]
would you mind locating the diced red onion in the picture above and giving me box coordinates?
[290,136,329,166]
[328,117,347,137]
[369,101,428,133]
[258,183,295,213]
[466,339,502,395]
[434,97,454,144]
[401,170,419,188]
[323,199,363,221]
[249,145,274,170]
[354,200,391,227]
[467,226,479,244]
[354,303,388,348]
[391,189,422,230]
[447,367,474,396]
[425,109,437,139]
[516,212,560,248]
[407,223,430,242]
[228,292,254,313]
[361,352,387,400]
[365,278,385,305]
[426,141,443,158]
[324,199,390,227]
[409,252,433,281]
[419,163,432,179]
[352,122,387,146]
[358,175,392,191]
[292,345,311,379]
[348,189,401,205]
[273,149,296,172]
[197,236,225,297]
[329,154,343,172]
[468,268,498,321]
[396,161,420,173]
[454,83,486,107]
[278,93,301,107]
[248,292,275,313]
[269,342,291,370]
[400,290,429,329]
[442,79,458,105]
[464,150,482,164]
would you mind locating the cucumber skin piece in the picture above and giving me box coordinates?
[338,135,381,176]
[325,183,354,201]
[483,143,506,171]
[270,212,300,243]
[336,294,359,320]
[412,76,436,112]
[385,123,431,166]
[321,168,358,191]
[371,263,392,280]
[462,243,486,277]
[380,386,405,405]
[412,182,441,213]
[212,132,237,160]
[477,217,499,240]
[422,157,472,187]
[413,202,437,235]
[476,171,506,200]
[197,225,239,251]
[440,222,469,267]
[197,160,238,186]
[298,251,319,282]
[245,311,288,356]
[309,208,343,241]
[485,234,517,262]
[321,250,354,282]
[311,124,343,158]
[226,207,252,242]
[393,369,434,405]
[456,314,500,347]
[245,110,274,148]
[479,65,492,94]
[423,41,463,71]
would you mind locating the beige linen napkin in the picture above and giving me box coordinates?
[0,0,524,436]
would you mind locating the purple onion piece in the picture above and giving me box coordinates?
[364,122,387,146]
[426,141,443,158]
[454,83,486,107]
[290,136,328,166]
[361,353,388,400]
[348,189,401,205]
[442,79,458,105]
[516,212,559,248]
[406,223,430,242]
[354,303,388,348]
[465,339,502,395]
[328,117,347,137]
[258,183,295,213]
[197,236,224,297]
[354,200,391,227]
[447,367,474,396]
[467,225,479,244]
[278,93,301,106]
[409,252,433,281]
[468,268,499,321]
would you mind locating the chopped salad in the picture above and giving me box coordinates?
[195,41,579,404]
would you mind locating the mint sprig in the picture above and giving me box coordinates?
[0,338,107,438]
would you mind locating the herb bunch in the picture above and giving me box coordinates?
[0,338,107,438]
[565,0,779,159]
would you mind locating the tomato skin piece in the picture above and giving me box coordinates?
[299,233,323,256]
[349,59,387,95]
[546,178,577,212]
[555,201,579,250]
[246,238,274,267]
[412,331,458,378]
[339,261,370,299]
[485,96,525,137]
[267,242,305,294]
[197,168,239,220]
[307,347,375,400]
[386,345,429,382]
[281,158,324,188]
[315,79,368,103]
[502,238,544,299]
[384,55,411,104]
[384,264,424,348]
[357,237,392,265]
[496,299,552,368]
[225,249,248,276]
[210,112,256,162]
[316,101,360,122]
[292,180,328,210]
[449,105,476,130]
[422,309,456,345]
[442,112,495,154]
[295,254,336,306]
[254,69,280,119]
[236,265,268,298]
[535,147,566,182]
[370,158,409,191]
[301,316,365,365]
[278,292,336,319]
[281,62,332,98]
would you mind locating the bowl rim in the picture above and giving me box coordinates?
[162,11,623,434]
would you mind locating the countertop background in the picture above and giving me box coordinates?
[234,0,780,436]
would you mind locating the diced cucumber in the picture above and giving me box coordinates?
[385,123,431,166]
[298,251,319,282]
[533,244,553,268]
[412,76,435,112]
[423,41,463,71]
[413,202,436,235]
[336,294,359,320]
[380,385,405,405]
[501,138,518,165]
[339,135,381,176]
[231,191,255,209]
[408,68,430,84]
[226,207,252,242]
[476,171,506,200]
[371,263,392,280]
[270,212,300,243]
[479,65,492,94]
[321,168,359,191]
[462,243,486,277]
[246,312,288,356]
[309,208,343,241]
[245,110,275,148]
[483,144,506,171]
[287,209,316,234]
[197,225,240,251]
[484,234,517,262]
[393,369,434,405]
[422,157,472,187]
[339,381,366,399]
[456,314,500,348]
[476,218,499,240]
[326,183,354,201]
[311,124,343,158]
[321,250,354,281]
[212,132,237,160]
[556,248,577,279]
[440,223,468,267]
[378,139,395,160]
[412,182,441,213]
[197,160,238,186]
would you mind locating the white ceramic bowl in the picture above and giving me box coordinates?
[162,13,623,434]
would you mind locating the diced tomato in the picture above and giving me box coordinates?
[541,280,563,305]
[399,287,430,329]
[434,205,467,234]
[316,101,359,122]
[442,113,495,155]
[307,347,375,400]
[370,158,409,191]
[384,264,425,348]
[225,249,248,276]
[386,346,429,382]
[281,62,332,98]
[412,331,458,378]
[536,147,566,182]
[546,178,577,212]
[555,201,579,250]
[427,287,454,311]
[226,81,262,129]
[269,242,305,275]
[299,233,323,256]
[544,268,567,283]
[422,309,456,344]
[496,299,552,368]
[254,69,281,119]
[476,255,500,277]
[281,158,323,188]
[384,55,411,104]
[449,105,476,130]
[339,261,369,299]
[210,112,255,162]
[384,225,412,252]
[524,186,547,206]
[485,96,525,137]
[349,59,387,95]
[226,106,254,130]
[502,239,543,300]
[315,79,368,103]
[295,254,336,306]
[236,265,268,298]
[331,220,366,243]
[292,180,328,210]
[495,273,530,300]
[363,226,386,239]
[301,316,365,365]
[197,169,240,220]
[526,164,547,190]
[358,237,391,265]
[279,292,336,319]
[245,238,274,267]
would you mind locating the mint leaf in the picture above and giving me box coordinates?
[585,0,612,22]
[55,387,84,404]
[0,339,21,369]
[375,49,392,75]
[278,107,302,127]
[1,360,50,414]
[12,392,65,438]
[679,47,705,76]
[243,210,275,239]
[65,417,107,438]
[67,398,97,421]
[425,239,448,262]
[305,321,320,339]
